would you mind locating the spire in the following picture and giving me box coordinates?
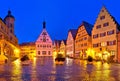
[4,10,15,20]
[8,10,11,15]
[43,21,46,29]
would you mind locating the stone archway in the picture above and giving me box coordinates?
[4,44,14,58]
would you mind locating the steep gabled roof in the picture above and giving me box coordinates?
[0,17,2,20]
[53,40,61,47]
[36,21,52,43]
[80,21,93,36]
[63,40,66,45]
[69,29,77,39]
[95,6,120,31]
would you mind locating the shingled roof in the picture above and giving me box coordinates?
[80,21,93,36]
[69,29,77,39]
[53,40,61,47]
[63,40,66,45]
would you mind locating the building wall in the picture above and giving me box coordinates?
[52,40,61,58]
[0,11,19,63]
[117,32,120,62]
[20,42,36,59]
[60,40,66,57]
[92,7,118,61]
[36,28,52,56]
[66,32,75,57]
[75,25,92,59]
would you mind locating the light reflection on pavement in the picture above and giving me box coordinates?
[0,57,119,81]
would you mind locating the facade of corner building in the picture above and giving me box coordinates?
[117,32,120,63]
[35,21,53,57]
[66,29,77,58]
[19,42,36,59]
[0,10,19,64]
[92,6,120,62]
[52,40,61,58]
[59,40,66,57]
[75,21,93,59]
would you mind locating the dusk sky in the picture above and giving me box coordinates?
[0,0,120,44]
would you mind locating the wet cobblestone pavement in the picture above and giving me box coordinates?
[0,57,120,81]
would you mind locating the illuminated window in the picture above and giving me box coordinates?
[100,32,106,37]
[96,25,101,29]
[93,34,99,38]
[107,30,114,35]
[101,42,107,46]
[107,40,116,46]
[103,22,109,27]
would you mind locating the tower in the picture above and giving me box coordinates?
[4,10,15,34]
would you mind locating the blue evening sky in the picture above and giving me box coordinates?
[0,0,120,44]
